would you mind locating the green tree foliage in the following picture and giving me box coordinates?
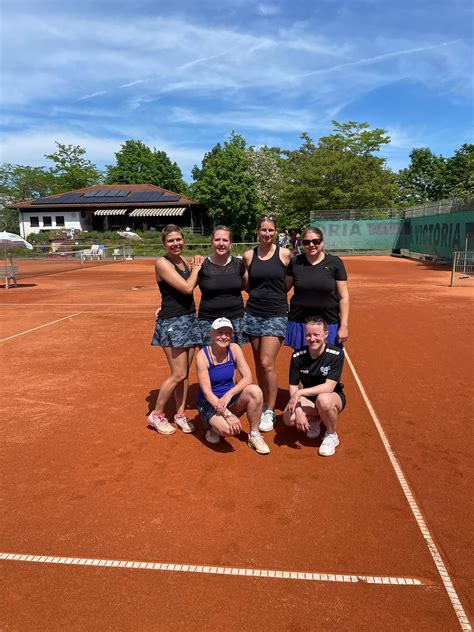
[192,133,260,240]
[280,121,397,227]
[45,142,102,192]
[396,148,447,204]
[0,163,56,202]
[0,163,58,232]
[445,144,474,198]
[105,140,188,194]
[246,145,283,220]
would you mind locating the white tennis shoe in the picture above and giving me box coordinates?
[259,409,276,432]
[318,432,339,456]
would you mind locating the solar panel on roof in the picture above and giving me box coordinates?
[161,195,180,202]
[82,190,100,197]
[115,189,131,197]
[104,190,121,197]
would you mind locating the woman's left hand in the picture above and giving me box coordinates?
[215,392,233,414]
[192,255,204,268]
[337,325,349,343]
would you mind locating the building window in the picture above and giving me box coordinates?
[43,216,52,227]
[55,216,65,226]
[30,216,39,227]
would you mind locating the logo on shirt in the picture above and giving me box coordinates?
[320,366,330,376]
[300,369,309,374]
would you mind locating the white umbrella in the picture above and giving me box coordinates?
[117,229,143,242]
[0,231,33,263]
[117,229,143,260]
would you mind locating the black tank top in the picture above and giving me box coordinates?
[246,246,288,317]
[157,256,195,319]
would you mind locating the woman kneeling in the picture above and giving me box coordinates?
[196,318,270,455]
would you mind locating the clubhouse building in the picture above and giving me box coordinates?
[10,184,208,238]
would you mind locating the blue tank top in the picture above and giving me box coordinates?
[197,346,235,401]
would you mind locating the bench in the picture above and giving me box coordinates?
[1,265,18,289]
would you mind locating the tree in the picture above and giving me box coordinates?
[0,163,56,202]
[45,142,102,192]
[396,148,447,205]
[105,140,188,194]
[0,163,58,232]
[280,121,397,227]
[246,145,284,221]
[192,133,260,240]
[445,144,474,198]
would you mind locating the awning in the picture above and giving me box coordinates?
[94,209,129,216]
[129,207,187,217]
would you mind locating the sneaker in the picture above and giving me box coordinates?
[318,432,340,456]
[174,414,195,434]
[205,429,220,444]
[248,432,270,455]
[148,412,176,435]
[259,409,276,432]
[306,420,321,440]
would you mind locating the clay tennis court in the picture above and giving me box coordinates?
[1,256,472,631]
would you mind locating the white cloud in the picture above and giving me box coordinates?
[256,3,281,16]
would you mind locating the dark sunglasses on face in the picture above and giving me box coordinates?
[302,238,322,246]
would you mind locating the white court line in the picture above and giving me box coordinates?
[0,313,81,343]
[0,552,423,586]
[345,350,472,632]
[0,303,158,306]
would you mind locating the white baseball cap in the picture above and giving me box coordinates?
[211,317,234,330]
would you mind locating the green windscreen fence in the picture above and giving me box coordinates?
[311,210,474,259]
[309,219,403,251]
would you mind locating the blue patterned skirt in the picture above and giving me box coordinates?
[151,313,201,348]
[243,312,288,338]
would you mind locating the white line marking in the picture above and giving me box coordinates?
[0,313,81,343]
[345,350,472,632]
[0,552,423,586]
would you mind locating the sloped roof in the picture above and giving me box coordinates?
[9,184,199,209]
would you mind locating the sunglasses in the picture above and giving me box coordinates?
[259,215,276,222]
[302,238,322,246]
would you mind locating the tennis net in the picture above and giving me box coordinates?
[12,246,126,280]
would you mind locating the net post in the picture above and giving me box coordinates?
[450,252,457,287]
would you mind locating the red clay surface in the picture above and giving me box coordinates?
[0,256,472,631]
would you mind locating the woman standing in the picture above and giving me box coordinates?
[284,227,349,350]
[149,225,202,435]
[197,226,248,346]
[243,215,292,432]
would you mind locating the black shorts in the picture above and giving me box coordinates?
[309,390,346,412]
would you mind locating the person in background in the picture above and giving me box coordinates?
[196,318,270,454]
[283,317,346,457]
[285,227,349,349]
[197,225,248,346]
[149,224,203,435]
[243,215,291,432]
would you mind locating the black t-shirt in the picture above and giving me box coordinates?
[286,253,347,324]
[198,256,245,320]
[289,343,344,395]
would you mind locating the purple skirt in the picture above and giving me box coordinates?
[284,321,342,350]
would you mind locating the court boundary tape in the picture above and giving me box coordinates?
[0,313,82,343]
[0,552,423,586]
[345,350,472,632]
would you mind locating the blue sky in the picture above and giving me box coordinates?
[1,0,472,181]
